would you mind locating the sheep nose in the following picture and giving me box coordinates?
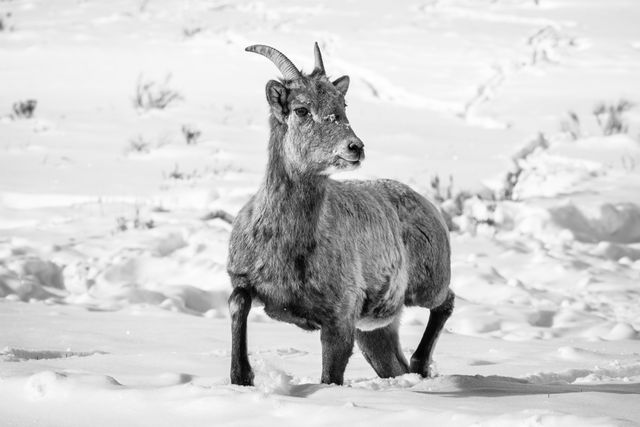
[347,139,364,158]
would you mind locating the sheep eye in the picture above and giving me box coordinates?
[294,107,309,117]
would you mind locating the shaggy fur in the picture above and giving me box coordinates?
[227,45,454,386]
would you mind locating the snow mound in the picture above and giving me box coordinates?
[550,203,640,244]
[25,371,122,400]
[525,360,640,385]
[252,360,298,396]
[0,257,64,301]
[0,226,232,314]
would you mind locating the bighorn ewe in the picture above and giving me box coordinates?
[227,43,454,386]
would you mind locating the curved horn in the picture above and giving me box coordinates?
[313,42,325,74]
[245,44,302,80]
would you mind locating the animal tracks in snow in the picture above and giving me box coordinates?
[1,347,107,362]
[253,347,309,358]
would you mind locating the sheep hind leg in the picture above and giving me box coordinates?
[356,317,409,378]
[410,289,455,378]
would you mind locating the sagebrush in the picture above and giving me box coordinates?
[133,74,182,111]
[12,99,37,119]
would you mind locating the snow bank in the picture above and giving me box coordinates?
[0,225,232,314]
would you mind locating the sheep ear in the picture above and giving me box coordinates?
[332,76,350,96]
[265,80,288,122]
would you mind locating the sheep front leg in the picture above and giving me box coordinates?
[229,286,254,386]
[320,323,354,385]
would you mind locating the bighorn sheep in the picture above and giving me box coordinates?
[227,43,454,386]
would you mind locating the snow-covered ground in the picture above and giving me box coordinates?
[1,0,640,425]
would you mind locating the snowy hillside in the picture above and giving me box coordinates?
[1,0,640,425]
